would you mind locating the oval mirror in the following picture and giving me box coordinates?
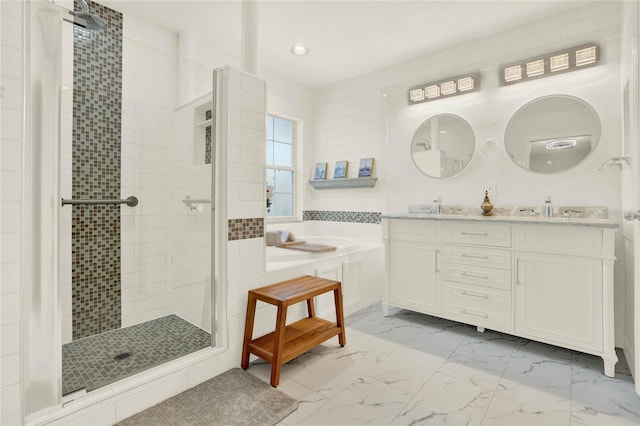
[411,114,476,178]
[504,95,601,174]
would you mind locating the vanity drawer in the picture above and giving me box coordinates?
[387,219,442,243]
[444,262,512,290]
[443,282,512,332]
[444,245,511,270]
[513,225,602,256]
[444,223,511,247]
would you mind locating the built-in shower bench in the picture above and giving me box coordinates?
[241,275,346,387]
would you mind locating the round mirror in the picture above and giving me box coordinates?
[504,95,601,174]
[411,114,476,178]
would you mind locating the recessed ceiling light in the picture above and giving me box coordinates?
[290,46,309,56]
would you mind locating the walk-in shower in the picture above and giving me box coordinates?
[25,0,217,411]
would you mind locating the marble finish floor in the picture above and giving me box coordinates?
[246,303,640,426]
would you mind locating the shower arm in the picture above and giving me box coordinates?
[61,196,139,207]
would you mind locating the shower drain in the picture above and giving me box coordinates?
[113,352,132,361]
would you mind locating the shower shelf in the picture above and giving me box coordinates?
[308,177,377,190]
[196,119,213,128]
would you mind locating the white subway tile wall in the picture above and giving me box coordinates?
[120,13,178,328]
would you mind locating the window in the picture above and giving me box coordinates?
[266,115,295,218]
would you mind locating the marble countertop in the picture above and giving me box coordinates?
[382,213,619,228]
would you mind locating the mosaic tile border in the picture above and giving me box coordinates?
[303,210,382,224]
[228,218,264,240]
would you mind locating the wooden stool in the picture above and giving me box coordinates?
[241,275,346,387]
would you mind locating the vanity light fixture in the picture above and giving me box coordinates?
[526,59,545,78]
[425,84,440,99]
[409,88,425,102]
[501,43,599,86]
[408,73,479,105]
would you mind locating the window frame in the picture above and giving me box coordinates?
[265,113,301,223]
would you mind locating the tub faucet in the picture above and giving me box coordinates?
[519,208,537,217]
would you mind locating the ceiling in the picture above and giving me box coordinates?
[99,0,587,89]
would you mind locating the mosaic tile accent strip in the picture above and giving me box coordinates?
[303,210,382,224]
[62,314,211,395]
[205,124,212,164]
[228,218,264,241]
[72,0,123,340]
[205,109,212,164]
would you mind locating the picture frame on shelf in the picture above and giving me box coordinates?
[314,162,328,180]
[358,158,374,177]
[333,160,348,179]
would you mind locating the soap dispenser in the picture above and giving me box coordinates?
[544,196,553,218]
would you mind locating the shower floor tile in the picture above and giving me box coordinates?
[62,314,211,395]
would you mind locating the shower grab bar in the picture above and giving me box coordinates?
[61,196,139,207]
[182,198,211,205]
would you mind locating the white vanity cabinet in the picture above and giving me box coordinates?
[384,220,442,315]
[512,224,616,376]
[442,223,513,334]
[383,216,618,376]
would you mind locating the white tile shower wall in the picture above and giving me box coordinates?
[226,70,267,220]
[120,14,178,327]
[1,1,23,423]
[170,97,213,331]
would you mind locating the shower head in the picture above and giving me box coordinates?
[71,0,105,31]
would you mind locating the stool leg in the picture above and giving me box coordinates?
[241,293,257,369]
[306,298,315,318]
[270,302,288,387]
[334,285,346,347]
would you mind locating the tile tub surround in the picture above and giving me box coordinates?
[303,210,382,224]
[247,303,640,425]
[228,217,264,240]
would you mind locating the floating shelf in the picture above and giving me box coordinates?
[308,177,378,190]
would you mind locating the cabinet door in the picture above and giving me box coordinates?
[388,240,441,315]
[515,252,602,351]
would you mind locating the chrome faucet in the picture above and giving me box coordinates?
[562,209,583,218]
[433,197,442,214]
[519,208,537,217]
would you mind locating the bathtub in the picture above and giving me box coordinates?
[266,236,363,264]
[263,234,384,319]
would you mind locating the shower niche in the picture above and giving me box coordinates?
[194,100,214,165]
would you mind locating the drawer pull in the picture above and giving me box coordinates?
[461,309,489,319]
[460,253,489,260]
[461,290,489,299]
[461,271,489,280]
[461,232,489,237]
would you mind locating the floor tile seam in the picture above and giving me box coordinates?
[352,374,418,423]
[477,334,521,426]
[281,378,333,425]
[363,354,443,398]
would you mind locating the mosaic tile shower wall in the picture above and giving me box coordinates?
[72,1,123,340]
[303,210,382,224]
